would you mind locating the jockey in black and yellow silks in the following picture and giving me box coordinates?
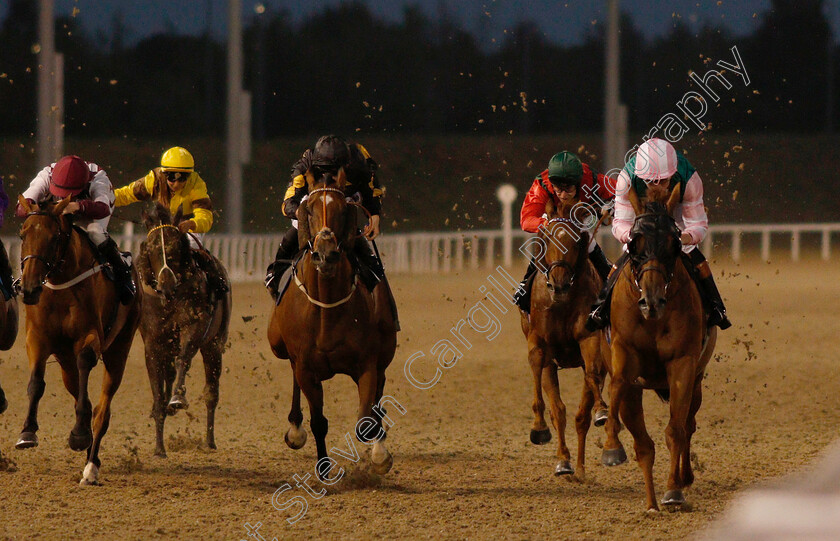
[114,147,228,297]
[265,135,397,328]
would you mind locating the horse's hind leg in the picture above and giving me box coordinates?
[284,369,307,450]
[661,357,696,508]
[199,341,222,450]
[16,340,50,449]
[81,345,128,486]
[680,374,704,489]
[541,365,572,476]
[527,340,551,445]
[580,336,608,426]
[68,347,97,453]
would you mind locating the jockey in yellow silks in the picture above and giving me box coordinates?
[114,146,228,295]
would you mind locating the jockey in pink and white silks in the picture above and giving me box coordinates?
[586,138,731,330]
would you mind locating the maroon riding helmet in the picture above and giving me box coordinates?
[49,155,92,198]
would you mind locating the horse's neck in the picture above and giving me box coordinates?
[51,230,96,282]
[300,253,355,302]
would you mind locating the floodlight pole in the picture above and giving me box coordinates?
[37,0,61,166]
[226,0,244,233]
[604,0,626,170]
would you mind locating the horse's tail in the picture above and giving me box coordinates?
[654,388,670,402]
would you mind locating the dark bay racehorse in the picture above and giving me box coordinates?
[0,244,18,413]
[520,197,608,480]
[16,195,141,485]
[137,203,231,456]
[268,169,398,477]
[600,183,717,511]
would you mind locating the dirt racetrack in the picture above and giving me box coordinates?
[0,257,837,540]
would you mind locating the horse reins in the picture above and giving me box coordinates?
[147,223,180,289]
[21,211,73,286]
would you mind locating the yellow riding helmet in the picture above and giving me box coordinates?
[160,147,195,172]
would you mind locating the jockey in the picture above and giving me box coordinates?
[586,138,731,330]
[514,151,615,313]
[265,135,386,298]
[16,155,136,304]
[114,146,228,297]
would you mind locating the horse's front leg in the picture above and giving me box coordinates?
[168,322,203,413]
[357,362,392,475]
[284,363,307,450]
[68,347,97,452]
[296,366,329,480]
[16,336,51,449]
[527,337,551,445]
[601,340,631,468]
[661,356,697,508]
[541,364,572,476]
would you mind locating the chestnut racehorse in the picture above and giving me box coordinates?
[136,203,231,456]
[520,197,608,480]
[0,240,19,414]
[16,196,141,485]
[267,169,397,478]
[600,183,717,511]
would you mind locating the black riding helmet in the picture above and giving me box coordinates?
[313,135,351,170]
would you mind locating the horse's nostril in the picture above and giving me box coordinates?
[312,252,322,262]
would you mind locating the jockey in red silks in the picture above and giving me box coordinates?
[514,151,615,313]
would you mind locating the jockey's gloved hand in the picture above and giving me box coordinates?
[365,214,381,240]
[178,219,196,233]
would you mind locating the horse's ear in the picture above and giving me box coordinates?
[545,197,556,218]
[53,196,71,215]
[305,170,316,191]
[296,203,312,247]
[17,194,32,214]
[627,185,644,216]
[335,167,347,190]
[665,183,681,216]
[173,203,184,226]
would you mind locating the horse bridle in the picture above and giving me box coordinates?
[307,187,347,253]
[20,211,72,284]
[542,218,580,288]
[627,212,680,294]
[146,223,180,290]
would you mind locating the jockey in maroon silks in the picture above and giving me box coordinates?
[514,151,615,313]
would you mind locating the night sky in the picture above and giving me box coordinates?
[5,0,837,47]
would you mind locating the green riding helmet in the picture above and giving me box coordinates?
[547,151,584,186]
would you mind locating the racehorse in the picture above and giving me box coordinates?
[137,203,231,456]
[267,168,398,478]
[599,183,717,511]
[16,195,141,485]
[520,197,608,480]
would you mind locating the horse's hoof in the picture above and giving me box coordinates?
[153,449,167,459]
[554,460,574,476]
[79,463,100,486]
[0,396,7,415]
[167,395,188,414]
[15,432,38,449]
[601,447,627,467]
[206,440,217,450]
[370,441,393,475]
[68,429,92,452]
[593,409,608,427]
[529,429,552,445]
[661,489,686,507]
[284,425,307,450]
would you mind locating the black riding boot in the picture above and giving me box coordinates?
[0,240,15,300]
[193,249,229,299]
[352,237,382,291]
[265,227,299,301]
[585,253,628,332]
[687,249,731,330]
[588,244,612,282]
[98,237,135,305]
[514,260,537,313]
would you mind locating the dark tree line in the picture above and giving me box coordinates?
[0,0,836,138]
